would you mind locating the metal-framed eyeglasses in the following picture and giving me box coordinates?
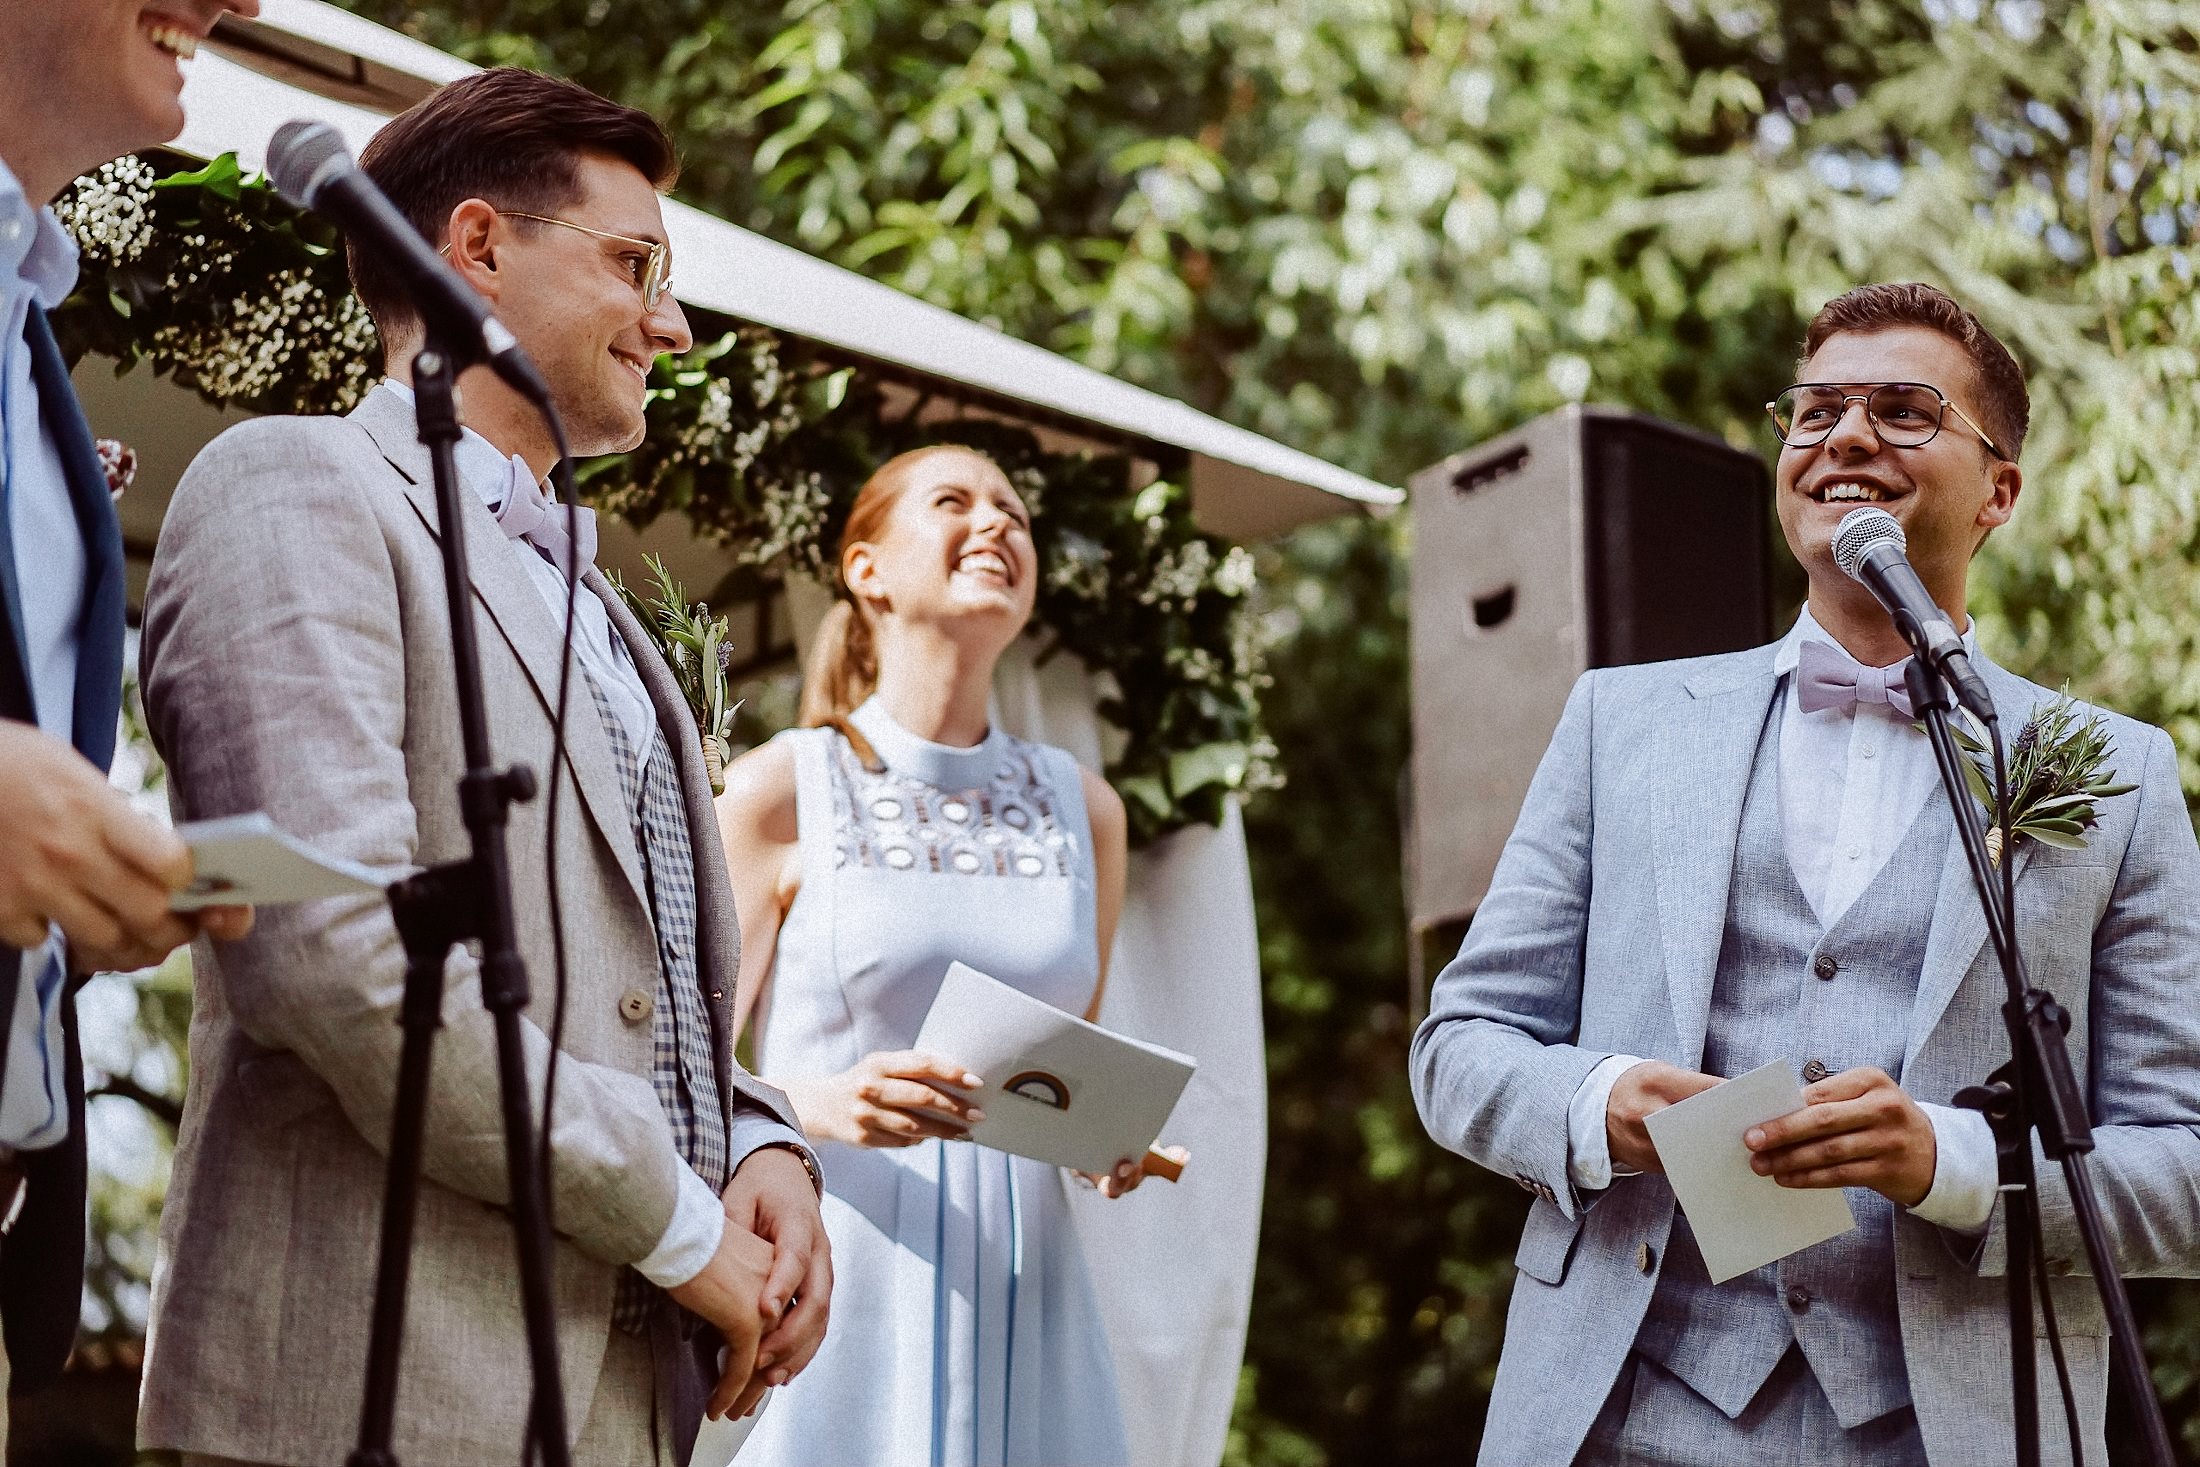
[1766,382,2009,462]
[499,210,675,311]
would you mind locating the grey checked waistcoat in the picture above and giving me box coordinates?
[583,670,732,1332]
[1633,693,1951,1430]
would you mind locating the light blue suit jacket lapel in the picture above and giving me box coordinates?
[1906,655,2049,1065]
[1649,645,2045,1069]
[1650,645,1782,1067]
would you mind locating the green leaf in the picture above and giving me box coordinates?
[1960,756,1994,808]
[1114,774,1171,822]
[1168,741,1249,798]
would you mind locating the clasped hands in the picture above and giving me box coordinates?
[1606,1059,1939,1208]
[669,1146,834,1421]
[0,720,251,971]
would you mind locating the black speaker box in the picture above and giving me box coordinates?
[1407,404,1772,946]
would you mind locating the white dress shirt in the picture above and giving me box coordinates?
[1,158,87,1153]
[374,380,798,1287]
[1566,605,1999,1234]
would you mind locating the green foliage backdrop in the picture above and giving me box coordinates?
[71,1,2198,1462]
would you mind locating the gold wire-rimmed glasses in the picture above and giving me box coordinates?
[1766,382,2009,462]
[498,209,674,311]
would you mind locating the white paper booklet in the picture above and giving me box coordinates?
[690,1379,766,1465]
[912,961,1197,1173]
[1641,1058,1858,1285]
[171,812,390,911]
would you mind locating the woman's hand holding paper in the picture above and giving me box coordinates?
[1072,1145,1188,1198]
[783,1050,986,1148]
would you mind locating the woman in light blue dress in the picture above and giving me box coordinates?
[716,444,1157,1467]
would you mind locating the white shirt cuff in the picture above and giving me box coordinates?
[634,1166,727,1288]
[1567,1053,1650,1191]
[1909,1101,1999,1236]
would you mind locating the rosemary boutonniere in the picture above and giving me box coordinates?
[610,555,740,794]
[1947,690,2137,866]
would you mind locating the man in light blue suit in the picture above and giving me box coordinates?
[1412,281,2200,1466]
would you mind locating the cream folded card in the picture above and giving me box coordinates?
[912,961,1196,1172]
[171,812,388,911]
[1642,1058,1858,1285]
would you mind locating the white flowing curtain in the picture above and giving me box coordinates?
[787,579,1267,1467]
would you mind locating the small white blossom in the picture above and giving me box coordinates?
[56,156,157,264]
[1214,545,1257,597]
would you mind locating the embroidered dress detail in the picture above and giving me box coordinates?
[832,737,1073,879]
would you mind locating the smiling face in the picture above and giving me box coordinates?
[845,449,1037,646]
[449,150,692,456]
[0,0,257,201]
[1775,324,2022,622]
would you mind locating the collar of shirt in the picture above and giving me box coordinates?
[1771,600,1981,679]
[0,156,82,312]
[370,380,661,757]
[374,377,541,515]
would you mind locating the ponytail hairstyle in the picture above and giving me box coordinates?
[799,445,1006,760]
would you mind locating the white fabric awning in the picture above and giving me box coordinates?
[173,0,1401,540]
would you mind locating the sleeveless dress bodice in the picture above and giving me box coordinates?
[739,698,1129,1467]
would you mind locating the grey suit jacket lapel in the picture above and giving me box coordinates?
[1907,656,2047,1062]
[591,571,746,1093]
[1652,646,1782,1067]
[347,388,652,919]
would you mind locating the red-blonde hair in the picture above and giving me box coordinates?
[797,444,1009,731]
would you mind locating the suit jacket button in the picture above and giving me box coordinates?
[1636,1242,1655,1274]
[1785,1286,1812,1312]
[618,988,655,1023]
[1813,954,1839,980]
[1801,1058,1830,1083]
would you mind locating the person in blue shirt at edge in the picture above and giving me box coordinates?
[0,0,258,1445]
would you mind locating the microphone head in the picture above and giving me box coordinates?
[1832,506,1905,582]
[267,120,351,210]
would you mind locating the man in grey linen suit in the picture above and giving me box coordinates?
[136,71,831,1467]
[1412,281,2200,1467]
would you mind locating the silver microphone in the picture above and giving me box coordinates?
[1831,507,1994,719]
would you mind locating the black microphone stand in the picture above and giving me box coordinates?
[349,343,573,1467]
[1904,655,2174,1467]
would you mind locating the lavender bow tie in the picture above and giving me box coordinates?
[494,454,597,581]
[1796,638,1914,718]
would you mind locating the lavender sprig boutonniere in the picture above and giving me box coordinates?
[1947,690,2137,865]
[609,555,740,794]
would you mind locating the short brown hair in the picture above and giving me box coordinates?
[1800,282,2030,461]
[350,67,677,337]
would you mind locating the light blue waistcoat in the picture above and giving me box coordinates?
[1632,694,1952,1429]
